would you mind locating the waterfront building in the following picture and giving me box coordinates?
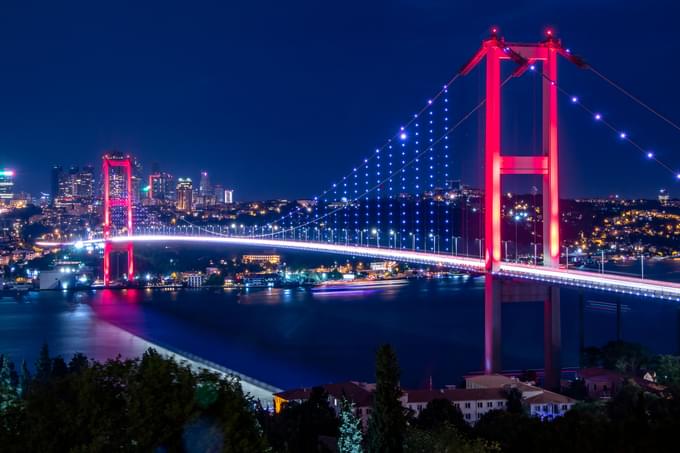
[242,254,281,265]
[183,272,204,287]
[176,178,193,212]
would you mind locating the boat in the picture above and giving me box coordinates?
[310,279,408,292]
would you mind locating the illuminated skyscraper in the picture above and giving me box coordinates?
[51,165,63,206]
[0,169,15,202]
[176,178,193,212]
[199,171,212,196]
[149,172,174,201]
[224,189,234,204]
[54,165,95,207]
[73,165,94,202]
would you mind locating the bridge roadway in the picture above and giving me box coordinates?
[37,234,680,301]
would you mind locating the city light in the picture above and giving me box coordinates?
[0,169,14,176]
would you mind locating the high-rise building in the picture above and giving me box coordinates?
[55,165,95,207]
[0,169,15,202]
[224,189,234,204]
[73,165,94,201]
[176,178,193,212]
[51,165,63,206]
[199,171,212,196]
[149,172,174,201]
[214,184,224,202]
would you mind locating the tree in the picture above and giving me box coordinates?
[203,273,224,287]
[19,359,30,396]
[404,423,499,453]
[1,346,269,452]
[35,343,51,383]
[268,386,338,452]
[51,356,68,378]
[367,344,405,453]
[338,397,363,453]
[504,387,524,414]
[652,355,680,386]
[0,355,18,410]
[563,378,589,401]
[416,398,467,432]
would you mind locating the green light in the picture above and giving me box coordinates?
[142,185,150,192]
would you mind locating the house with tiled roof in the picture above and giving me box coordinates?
[576,367,667,399]
[273,381,376,428]
[274,374,576,429]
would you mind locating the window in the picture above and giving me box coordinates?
[561,404,568,411]
[465,402,471,409]
[357,408,362,416]
[477,402,483,408]
[543,405,548,412]
[454,402,460,408]
[497,401,504,407]
[417,404,423,412]
[465,413,471,420]
[487,401,493,408]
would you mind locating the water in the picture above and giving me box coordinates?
[3,264,680,393]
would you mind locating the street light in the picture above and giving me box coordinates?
[429,233,438,254]
[452,236,461,256]
[372,228,380,248]
[514,215,521,262]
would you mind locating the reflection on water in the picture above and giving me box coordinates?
[1,272,679,390]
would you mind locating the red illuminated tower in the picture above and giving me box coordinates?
[102,154,134,285]
[461,29,582,271]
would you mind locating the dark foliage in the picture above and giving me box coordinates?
[260,386,338,453]
[0,347,268,452]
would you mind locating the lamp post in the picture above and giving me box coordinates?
[452,236,461,256]
[514,214,520,262]
[372,228,379,248]
[429,233,438,254]
[502,240,510,262]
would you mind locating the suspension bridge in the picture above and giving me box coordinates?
[36,29,680,301]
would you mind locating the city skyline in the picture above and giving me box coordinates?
[1,1,680,200]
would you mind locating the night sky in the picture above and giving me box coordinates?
[1,0,678,200]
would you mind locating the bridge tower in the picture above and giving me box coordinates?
[102,154,134,286]
[461,29,581,272]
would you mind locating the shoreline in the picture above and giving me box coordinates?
[98,319,281,407]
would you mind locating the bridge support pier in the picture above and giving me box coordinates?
[543,286,561,391]
[484,274,502,374]
[484,276,562,389]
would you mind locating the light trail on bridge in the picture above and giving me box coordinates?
[37,234,680,301]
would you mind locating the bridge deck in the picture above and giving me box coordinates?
[37,235,680,301]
